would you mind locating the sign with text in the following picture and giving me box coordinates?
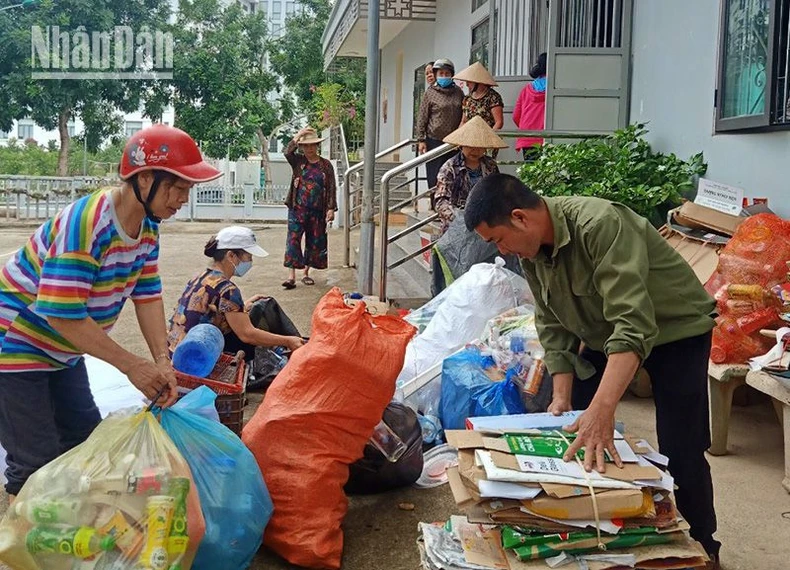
[695,178,744,215]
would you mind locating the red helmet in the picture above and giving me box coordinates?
[119,124,222,183]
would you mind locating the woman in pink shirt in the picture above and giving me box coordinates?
[512,52,547,161]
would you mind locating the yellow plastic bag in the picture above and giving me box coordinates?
[0,410,205,570]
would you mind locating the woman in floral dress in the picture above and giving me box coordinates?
[282,127,337,289]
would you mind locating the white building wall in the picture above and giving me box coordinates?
[631,0,790,218]
[377,0,531,177]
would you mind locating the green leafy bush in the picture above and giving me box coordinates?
[517,124,707,227]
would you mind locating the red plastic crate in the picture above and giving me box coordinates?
[175,351,248,435]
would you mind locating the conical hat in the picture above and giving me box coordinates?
[443,116,508,149]
[454,62,498,86]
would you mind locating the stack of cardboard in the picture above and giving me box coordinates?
[418,412,709,570]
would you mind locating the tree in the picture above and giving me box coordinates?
[0,0,173,175]
[171,0,299,189]
[269,0,366,142]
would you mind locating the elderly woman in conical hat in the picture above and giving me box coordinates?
[433,116,508,235]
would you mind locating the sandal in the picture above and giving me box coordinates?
[281,279,296,290]
[301,276,315,286]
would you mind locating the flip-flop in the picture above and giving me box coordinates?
[281,279,296,290]
[301,276,315,286]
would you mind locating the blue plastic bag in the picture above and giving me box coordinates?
[439,347,526,430]
[160,387,273,570]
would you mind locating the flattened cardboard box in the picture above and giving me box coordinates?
[672,201,744,236]
[488,449,662,483]
[659,225,722,284]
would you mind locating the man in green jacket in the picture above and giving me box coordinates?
[465,174,720,569]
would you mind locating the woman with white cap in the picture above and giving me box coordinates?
[168,226,304,361]
[434,116,508,234]
[282,127,337,289]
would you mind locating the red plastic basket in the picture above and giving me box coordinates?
[175,351,248,435]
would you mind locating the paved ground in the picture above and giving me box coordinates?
[0,220,789,569]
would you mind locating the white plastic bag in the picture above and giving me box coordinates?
[396,258,533,388]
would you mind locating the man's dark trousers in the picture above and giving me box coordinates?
[571,332,721,556]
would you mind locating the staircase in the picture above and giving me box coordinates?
[382,208,437,303]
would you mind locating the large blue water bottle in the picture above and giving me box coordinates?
[172,323,225,378]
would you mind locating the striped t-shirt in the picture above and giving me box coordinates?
[0,190,162,372]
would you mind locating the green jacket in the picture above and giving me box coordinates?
[521,196,716,379]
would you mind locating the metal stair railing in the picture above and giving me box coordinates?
[342,138,417,267]
[375,129,612,301]
[377,142,457,300]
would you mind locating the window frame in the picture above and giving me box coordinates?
[470,15,491,67]
[472,0,487,11]
[17,123,34,140]
[124,121,144,138]
[715,0,783,132]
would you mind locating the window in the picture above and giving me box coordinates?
[125,121,143,137]
[286,1,296,15]
[472,0,487,11]
[67,122,75,137]
[0,130,8,139]
[18,123,34,140]
[470,18,491,68]
[716,0,790,131]
[272,0,281,20]
[268,137,278,153]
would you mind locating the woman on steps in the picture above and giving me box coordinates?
[282,127,337,290]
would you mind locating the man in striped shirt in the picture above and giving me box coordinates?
[0,124,222,499]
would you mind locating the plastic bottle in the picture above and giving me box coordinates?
[523,351,545,397]
[736,307,779,335]
[369,420,407,462]
[165,478,190,570]
[417,414,440,445]
[14,498,93,526]
[25,526,115,559]
[138,496,175,570]
[172,323,225,378]
[510,331,526,354]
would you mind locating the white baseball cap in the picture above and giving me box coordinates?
[215,226,269,257]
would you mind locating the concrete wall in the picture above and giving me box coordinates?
[631,0,790,218]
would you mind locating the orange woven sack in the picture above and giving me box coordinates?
[705,214,790,363]
[242,288,416,569]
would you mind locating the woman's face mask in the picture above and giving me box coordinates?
[437,77,454,88]
[231,255,253,277]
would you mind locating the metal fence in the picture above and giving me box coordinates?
[0,175,290,222]
[0,176,111,220]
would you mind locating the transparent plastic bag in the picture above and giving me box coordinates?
[159,388,272,570]
[0,410,205,570]
[397,258,534,388]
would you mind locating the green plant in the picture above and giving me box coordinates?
[518,124,707,227]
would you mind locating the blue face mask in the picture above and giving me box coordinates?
[437,77,454,88]
[233,259,252,277]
